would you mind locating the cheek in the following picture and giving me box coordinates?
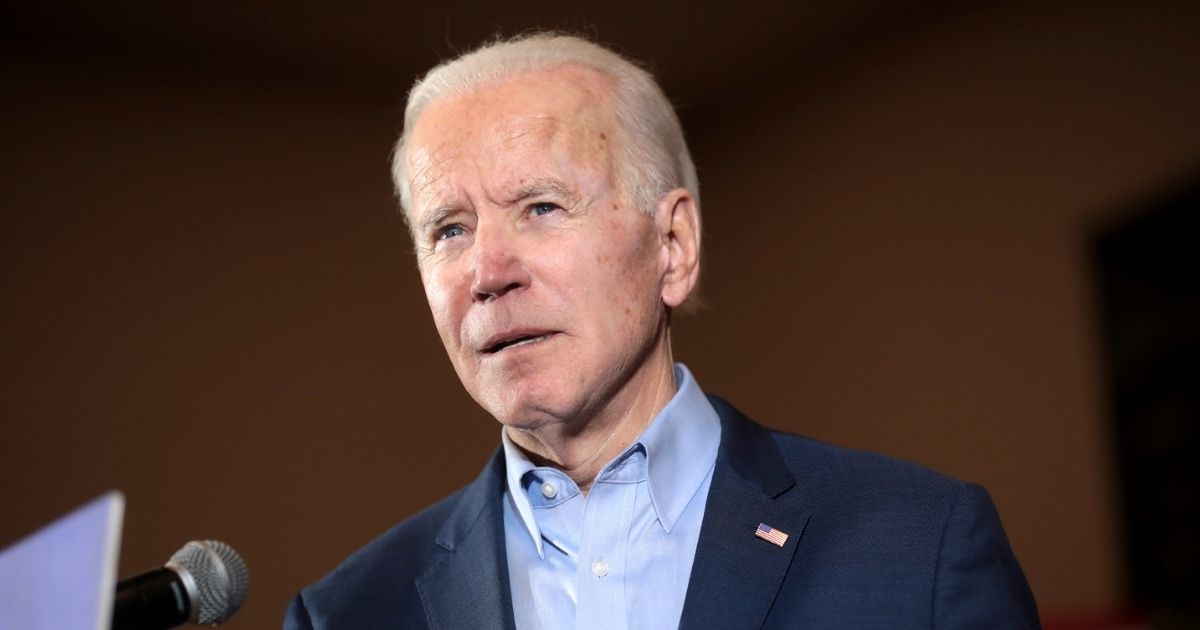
[422,270,464,344]
[588,233,662,329]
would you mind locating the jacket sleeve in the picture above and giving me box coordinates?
[283,592,315,630]
[932,483,1040,629]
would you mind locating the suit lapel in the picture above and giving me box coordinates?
[415,451,517,630]
[678,398,811,630]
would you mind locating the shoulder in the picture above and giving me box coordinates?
[288,451,499,628]
[709,394,967,519]
[757,426,981,578]
[771,428,966,511]
[708,395,987,574]
[295,489,463,619]
[314,486,468,589]
[706,397,1038,626]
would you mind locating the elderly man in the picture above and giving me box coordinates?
[285,34,1039,629]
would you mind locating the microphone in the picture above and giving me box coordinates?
[112,540,250,630]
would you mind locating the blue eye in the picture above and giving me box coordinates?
[438,224,466,240]
[530,202,559,217]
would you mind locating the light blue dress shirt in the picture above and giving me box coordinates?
[501,363,722,630]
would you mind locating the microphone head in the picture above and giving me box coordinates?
[168,540,250,625]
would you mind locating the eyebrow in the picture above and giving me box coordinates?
[418,206,458,234]
[415,178,580,233]
[505,179,579,205]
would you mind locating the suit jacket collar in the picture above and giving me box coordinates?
[677,396,811,630]
[415,396,805,630]
[707,396,798,499]
[415,449,517,630]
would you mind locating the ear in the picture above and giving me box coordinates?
[655,188,701,308]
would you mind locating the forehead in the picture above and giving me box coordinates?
[404,66,620,214]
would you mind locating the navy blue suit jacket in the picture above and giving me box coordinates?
[285,397,1039,629]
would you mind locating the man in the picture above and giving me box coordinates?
[285,33,1039,629]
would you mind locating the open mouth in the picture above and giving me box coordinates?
[483,333,553,354]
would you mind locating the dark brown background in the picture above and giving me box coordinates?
[3,1,1199,628]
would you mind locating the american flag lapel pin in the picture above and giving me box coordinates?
[755,523,789,547]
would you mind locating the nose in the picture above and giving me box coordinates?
[469,222,530,303]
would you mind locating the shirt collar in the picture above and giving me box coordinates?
[501,363,722,556]
[637,363,721,533]
[501,428,547,558]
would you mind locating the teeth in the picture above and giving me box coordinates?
[508,335,544,349]
[491,334,546,353]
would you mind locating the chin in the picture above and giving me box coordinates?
[473,375,577,430]
[483,400,564,433]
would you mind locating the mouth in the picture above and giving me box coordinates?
[481,331,557,354]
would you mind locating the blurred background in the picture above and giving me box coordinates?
[3,1,1198,628]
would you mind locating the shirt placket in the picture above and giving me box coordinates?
[574,463,640,630]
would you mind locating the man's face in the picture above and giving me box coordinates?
[404,66,671,431]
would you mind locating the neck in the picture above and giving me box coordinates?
[505,340,678,494]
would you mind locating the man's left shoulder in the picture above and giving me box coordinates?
[710,395,982,520]
[769,427,971,515]
[708,398,1039,626]
[760,420,1015,562]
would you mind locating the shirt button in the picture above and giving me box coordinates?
[591,559,609,577]
[541,482,557,499]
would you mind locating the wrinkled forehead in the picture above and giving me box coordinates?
[404,67,621,217]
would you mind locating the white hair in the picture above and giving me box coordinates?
[391,33,699,220]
